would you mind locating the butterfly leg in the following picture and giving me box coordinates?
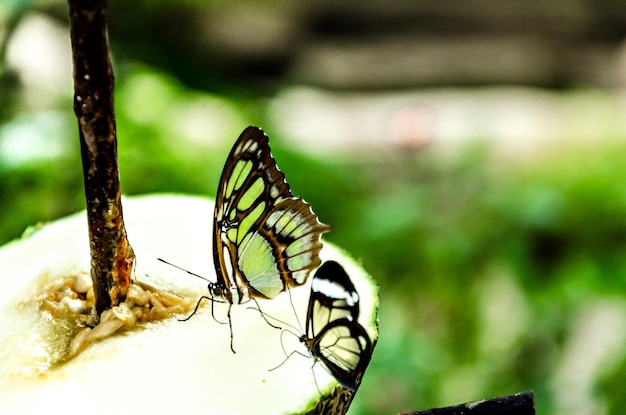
[227,303,236,354]
[179,295,213,322]
[310,364,323,398]
[303,357,327,398]
[251,298,282,330]
[209,294,228,325]
[267,330,309,372]
[268,348,300,372]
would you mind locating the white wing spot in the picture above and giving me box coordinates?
[313,277,358,306]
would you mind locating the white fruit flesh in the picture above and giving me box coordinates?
[0,194,379,414]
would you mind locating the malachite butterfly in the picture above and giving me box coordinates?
[181,126,331,351]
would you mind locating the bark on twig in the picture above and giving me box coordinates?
[68,0,133,315]
[398,391,535,415]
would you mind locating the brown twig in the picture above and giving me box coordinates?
[398,391,535,415]
[68,0,134,315]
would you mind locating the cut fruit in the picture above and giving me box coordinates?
[0,194,379,415]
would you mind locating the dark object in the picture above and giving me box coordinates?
[303,260,374,392]
[68,0,134,315]
[398,391,535,415]
[209,126,330,352]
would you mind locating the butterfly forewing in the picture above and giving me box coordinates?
[307,261,360,333]
[213,126,330,304]
[304,261,374,392]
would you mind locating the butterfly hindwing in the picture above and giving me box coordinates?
[213,126,330,304]
[308,318,372,392]
[304,261,373,392]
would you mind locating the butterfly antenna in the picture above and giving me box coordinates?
[159,258,230,326]
[268,349,302,372]
[157,258,211,283]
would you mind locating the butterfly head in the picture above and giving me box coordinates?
[208,282,227,300]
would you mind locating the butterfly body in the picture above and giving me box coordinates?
[301,260,373,392]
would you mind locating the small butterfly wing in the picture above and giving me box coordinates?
[213,126,330,303]
[305,261,373,391]
[310,318,373,392]
[306,261,360,334]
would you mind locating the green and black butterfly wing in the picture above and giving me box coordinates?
[304,260,373,392]
[213,126,331,305]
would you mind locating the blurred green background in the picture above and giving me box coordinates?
[2,1,626,414]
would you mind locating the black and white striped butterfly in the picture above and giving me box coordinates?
[299,260,373,392]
